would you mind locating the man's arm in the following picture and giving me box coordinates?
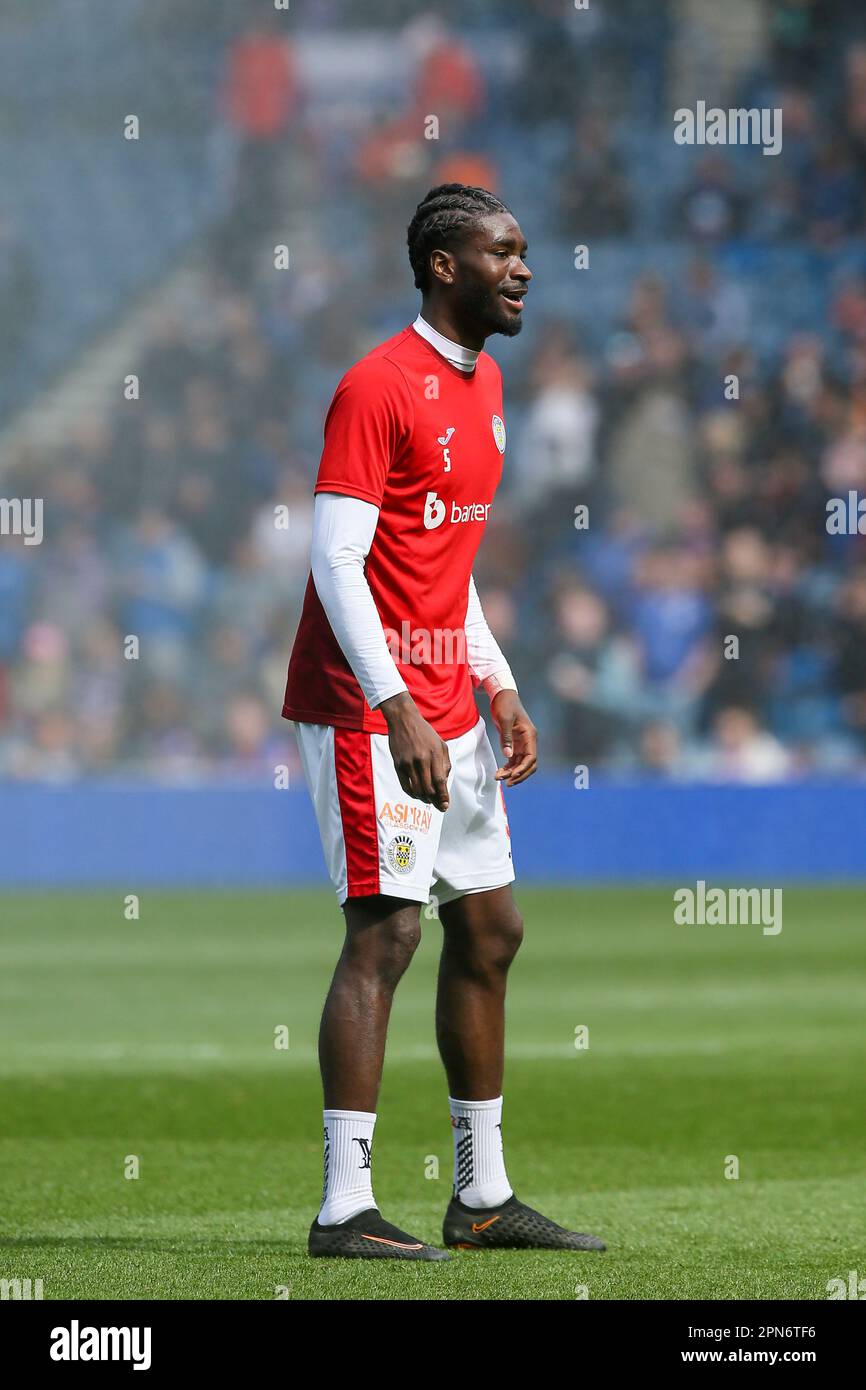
[310,492,451,809]
[310,491,407,708]
[465,574,538,786]
[465,574,518,698]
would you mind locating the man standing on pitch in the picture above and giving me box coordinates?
[283,183,605,1260]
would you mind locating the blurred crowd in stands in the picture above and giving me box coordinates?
[2,0,866,781]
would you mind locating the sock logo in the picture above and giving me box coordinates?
[455,1132,473,1193]
[353,1137,373,1170]
[321,1126,330,1204]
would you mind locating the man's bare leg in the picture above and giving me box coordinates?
[434,885,605,1251]
[310,893,452,1258]
[319,894,421,1110]
[435,885,523,1100]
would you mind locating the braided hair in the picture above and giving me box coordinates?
[407,184,511,292]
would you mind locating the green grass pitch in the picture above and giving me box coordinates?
[1,886,863,1301]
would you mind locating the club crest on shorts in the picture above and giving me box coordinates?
[491,414,506,453]
[386,834,416,874]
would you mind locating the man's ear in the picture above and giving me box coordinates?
[429,249,455,286]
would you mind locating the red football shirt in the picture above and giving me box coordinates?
[282,323,506,739]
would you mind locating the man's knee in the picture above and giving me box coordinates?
[343,897,422,987]
[445,898,524,976]
[491,904,524,970]
[380,913,423,980]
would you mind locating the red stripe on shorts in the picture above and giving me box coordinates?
[333,727,380,897]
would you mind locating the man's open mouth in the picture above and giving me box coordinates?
[500,290,526,310]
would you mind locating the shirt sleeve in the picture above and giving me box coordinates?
[465,574,518,699]
[310,491,409,710]
[314,358,413,507]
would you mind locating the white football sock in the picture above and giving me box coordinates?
[318,1109,377,1225]
[449,1095,513,1207]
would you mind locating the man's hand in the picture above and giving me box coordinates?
[490,690,537,786]
[379,692,451,811]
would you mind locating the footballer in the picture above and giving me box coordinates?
[282,183,605,1259]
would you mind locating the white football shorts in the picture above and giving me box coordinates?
[292,714,515,906]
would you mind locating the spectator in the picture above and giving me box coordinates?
[0,213,38,376]
[675,155,747,241]
[408,17,486,128]
[544,580,640,762]
[626,545,713,720]
[831,568,866,746]
[695,705,793,782]
[512,346,599,516]
[216,15,303,277]
[557,115,633,238]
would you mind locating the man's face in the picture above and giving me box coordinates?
[438,213,532,338]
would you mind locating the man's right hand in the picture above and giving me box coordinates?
[378,692,451,811]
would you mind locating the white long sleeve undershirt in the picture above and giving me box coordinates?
[310,492,517,711]
[464,574,517,698]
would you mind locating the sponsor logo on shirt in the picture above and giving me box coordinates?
[378,802,433,835]
[491,414,506,453]
[423,491,447,528]
[437,426,455,472]
[423,491,492,530]
[385,834,417,874]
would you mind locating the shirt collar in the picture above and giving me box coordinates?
[412,313,479,373]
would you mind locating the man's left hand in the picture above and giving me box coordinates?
[490,691,538,786]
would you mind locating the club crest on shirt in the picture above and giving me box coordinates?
[386,834,416,875]
[491,414,506,453]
